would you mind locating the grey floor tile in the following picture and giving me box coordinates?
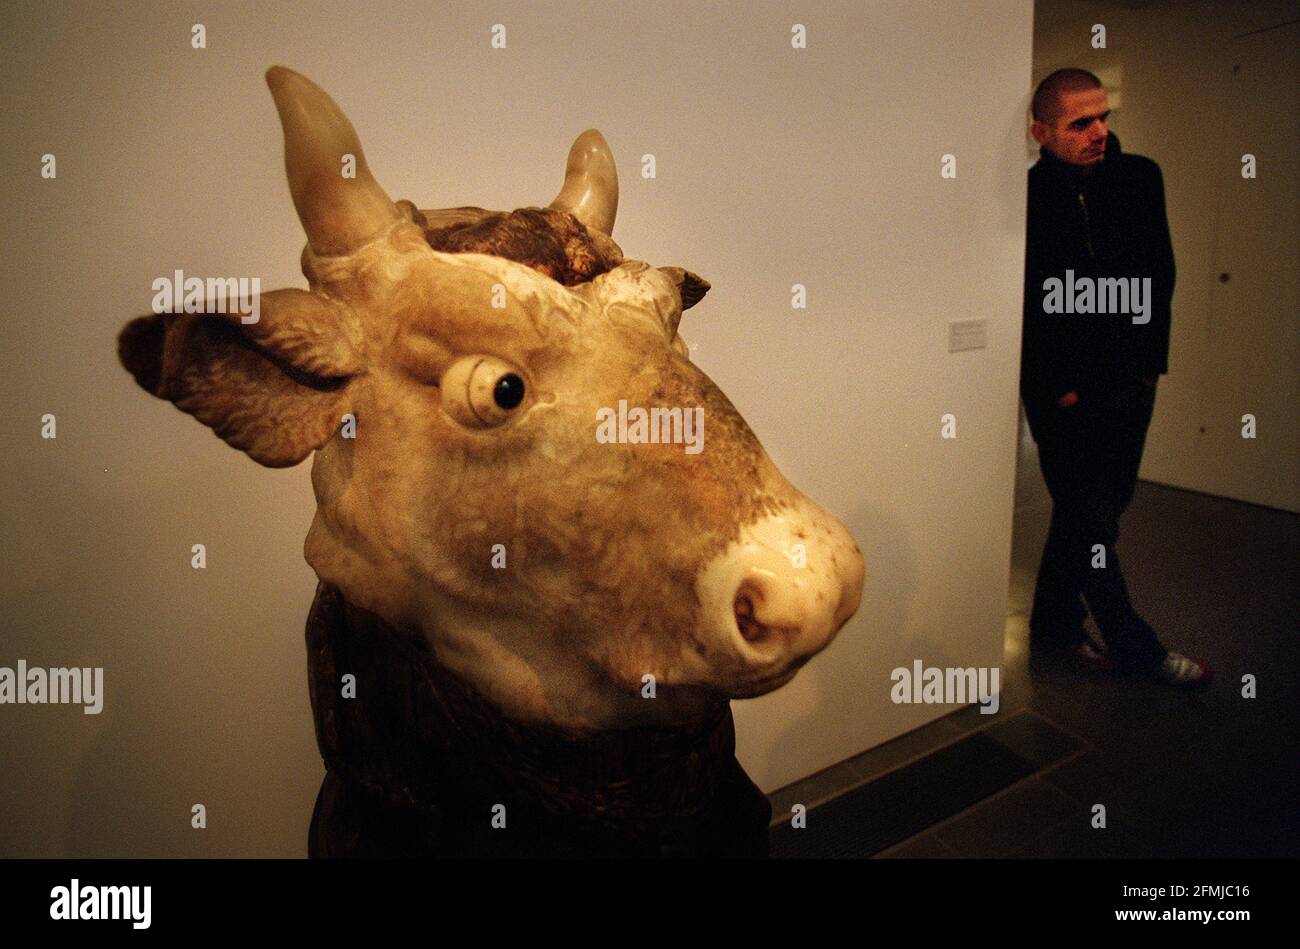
[1004,815,1155,859]
[983,712,1084,768]
[876,831,959,859]
[1040,749,1140,807]
[933,777,1082,857]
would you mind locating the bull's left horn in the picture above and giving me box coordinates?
[266,66,401,257]
[548,129,618,237]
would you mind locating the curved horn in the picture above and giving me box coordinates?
[266,66,401,256]
[548,129,618,237]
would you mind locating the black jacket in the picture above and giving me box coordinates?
[1020,132,1175,406]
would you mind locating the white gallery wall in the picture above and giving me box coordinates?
[1033,0,1299,513]
[0,0,1033,856]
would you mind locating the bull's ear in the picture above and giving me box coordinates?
[118,289,363,468]
[658,267,711,311]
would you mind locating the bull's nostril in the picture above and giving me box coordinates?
[734,580,798,650]
[734,592,764,642]
[699,506,863,689]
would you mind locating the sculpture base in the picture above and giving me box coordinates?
[305,582,772,858]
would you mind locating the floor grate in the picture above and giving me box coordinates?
[769,714,1081,858]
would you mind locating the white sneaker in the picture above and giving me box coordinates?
[1154,651,1214,687]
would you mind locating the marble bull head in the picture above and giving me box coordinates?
[119,67,864,731]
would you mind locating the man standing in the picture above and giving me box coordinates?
[1021,68,1211,686]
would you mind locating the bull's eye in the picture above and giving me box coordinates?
[494,373,525,410]
[441,355,528,428]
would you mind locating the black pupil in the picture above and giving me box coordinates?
[493,373,525,410]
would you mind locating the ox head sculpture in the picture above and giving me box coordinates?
[119,67,864,732]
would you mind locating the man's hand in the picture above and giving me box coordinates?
[1056,390,1080,408]
[1140,374,1159,388]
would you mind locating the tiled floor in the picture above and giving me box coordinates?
[769,410,1299,858]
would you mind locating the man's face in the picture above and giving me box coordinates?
[1032,87,1111,166]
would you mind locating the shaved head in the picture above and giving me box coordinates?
[1032,68,1103,123]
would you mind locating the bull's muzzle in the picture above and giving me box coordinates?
[695,495,865,696]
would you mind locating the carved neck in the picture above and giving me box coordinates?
[304,582,738,831]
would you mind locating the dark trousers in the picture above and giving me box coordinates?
[1023,378,1167,669]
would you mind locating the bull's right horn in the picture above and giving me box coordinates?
[266,66,402,257]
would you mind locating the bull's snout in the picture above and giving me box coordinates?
[696,497,864,695]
